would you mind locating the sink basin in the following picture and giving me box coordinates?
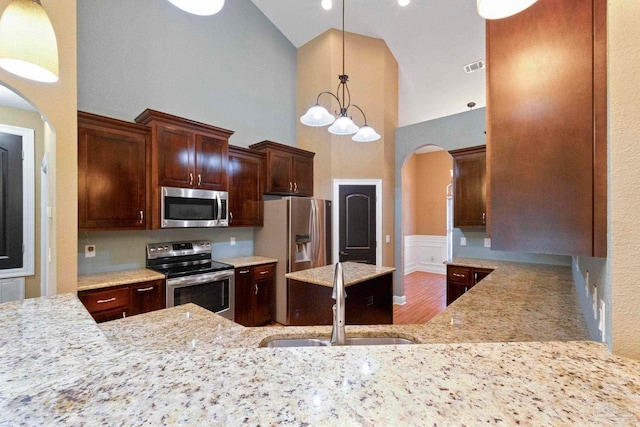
[260,336,415,348]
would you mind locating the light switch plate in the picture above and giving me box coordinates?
[230,237,236,246]
[460,237,467,246]
[484,238,491,248]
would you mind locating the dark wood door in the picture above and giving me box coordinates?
[292,155,313,196]
[0,131,23,269]
[195,134,227,190]
[253,278,273,326]
[228,146,264,226]
[338,185,376,264]
[129,280,164,316]
[268,151,293,194]
[78,121,147,230]
[234,268,252,326]
[156,125,194,188]
[451,146,486,228]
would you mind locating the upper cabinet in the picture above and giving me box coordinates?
[486,0,606,257]
[135,109,233,192]
[249,141,314,197]
[78,111,150,230]
[228,145,265,227]
[449,146,486,228]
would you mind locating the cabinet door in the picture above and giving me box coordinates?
[487,0,606,256]
[267,151,293,194]
[129,279,164,316]
[451,147,486,228]
[78,125,147,229]
[228,147,264,226]
[156,125,194,188]
[292,155,314,196]
[446,281,468,306]
[195,134,228,191]
[234,268,253,326]
[252,278,273,326]
[473,268,493,285]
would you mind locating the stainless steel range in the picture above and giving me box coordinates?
[146,240,234,320]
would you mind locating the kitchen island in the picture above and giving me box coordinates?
[2,260,639,425]
[285,262,395,325]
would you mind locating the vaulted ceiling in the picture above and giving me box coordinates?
[251,0,486,127]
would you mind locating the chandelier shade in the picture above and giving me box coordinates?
[167,0,225,16]
[328,116,359,135]
[300,104,336,126]
[352,125,381,142]
[0,0,59,83]
[477,0,537,19]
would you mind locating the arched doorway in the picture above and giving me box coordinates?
[0,83,56,300]
[394,144,452,324]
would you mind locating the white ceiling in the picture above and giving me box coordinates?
[251,0,487,127]
[0,84,37,112]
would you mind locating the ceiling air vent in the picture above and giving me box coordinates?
[463,60,485,74]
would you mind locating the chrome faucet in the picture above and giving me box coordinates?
[330,262,346,346]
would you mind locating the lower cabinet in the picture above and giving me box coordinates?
[234,263,275,326]
[78,279,165,323]
[287,273,394,326]
[446,265,493,306]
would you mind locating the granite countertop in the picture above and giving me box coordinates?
[216,255,278,268]
[77,268,165,291]
[3,259,640,425]
[285,261,395,288]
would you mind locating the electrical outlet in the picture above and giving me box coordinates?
[598,299,606,342]
[484,238,491,248]
[460,237,467,246]
[230,237,236,246]
[385,235,390,243]
[85,245,96,258]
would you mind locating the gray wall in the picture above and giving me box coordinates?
[77,0,297,274]
[394,108,569,296]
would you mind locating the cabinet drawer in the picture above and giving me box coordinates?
[79,287,130,313]
[252,263,275,281]
[447,266,472,285]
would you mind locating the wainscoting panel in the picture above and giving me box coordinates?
[404,235,448,275]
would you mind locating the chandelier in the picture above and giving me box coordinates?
[299,0,381,142]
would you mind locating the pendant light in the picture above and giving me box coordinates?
[0,0,59,83]
[300,0,380,142]
[477,0,537,20]
[167,0,225,16]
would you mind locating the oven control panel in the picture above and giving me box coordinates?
[146,240,212,259]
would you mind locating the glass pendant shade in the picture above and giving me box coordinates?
[167,0,225,16]
[300,105,336,126]
[477,0,537,19]
[328,116,359,135]
[0,0,59,83]
[352,125,380,142]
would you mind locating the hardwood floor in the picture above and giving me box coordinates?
[393,271,447,325]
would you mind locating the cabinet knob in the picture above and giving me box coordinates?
[289,182,293,191]
[197,173,202,187]
[97,297,116,304]
[255,284,259,295]
[293,182,298,192]
[239,269,250,274]
[189,172,194,186]
[139,210,144,224]
[229,212,233,224]
[137,286,154,292]
[482,212,486,224]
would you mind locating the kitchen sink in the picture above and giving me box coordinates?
[259,336,415,348]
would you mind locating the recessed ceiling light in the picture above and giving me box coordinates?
[398,0,410,6]
[321,0,332,10]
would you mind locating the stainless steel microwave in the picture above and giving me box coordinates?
[160,186,228,228]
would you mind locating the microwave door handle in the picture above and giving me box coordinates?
[216,193,222,222]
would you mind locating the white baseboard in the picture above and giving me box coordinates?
[393,295,407,305]
[404,235,447,275]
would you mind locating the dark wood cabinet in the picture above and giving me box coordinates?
[486,0,606,257]
[228,146,265,227]
[78,111,150,230]
[287,273,394,326]
[234,263,275,326]
[128,279,164,316]
[79,279,165,323]
[135,109,233,228]
[446,264,493,306]
[449,146,486,228]
[249,140,314,196]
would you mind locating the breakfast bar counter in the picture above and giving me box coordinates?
[2,260,639,425]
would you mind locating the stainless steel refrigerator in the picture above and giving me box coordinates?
[254,197,332,325]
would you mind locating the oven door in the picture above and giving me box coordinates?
[166,270,235,320]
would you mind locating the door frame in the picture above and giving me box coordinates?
[332,179,383,266]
